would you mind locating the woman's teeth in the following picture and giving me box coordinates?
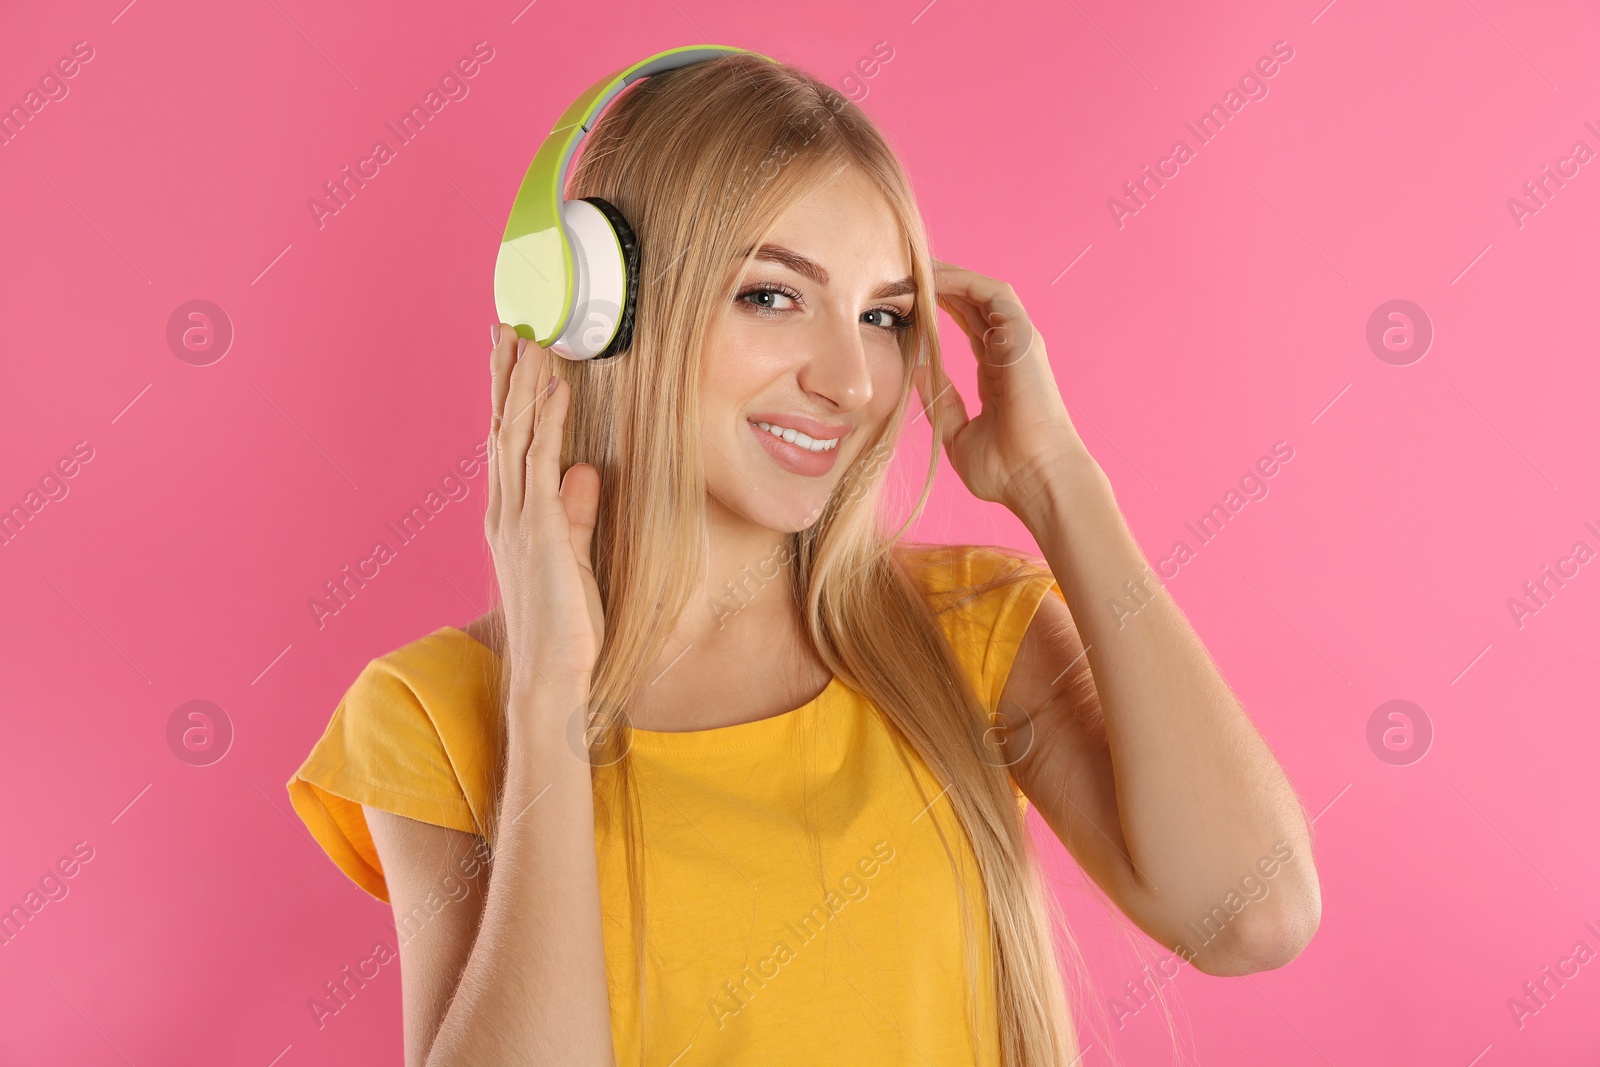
[754,421,839,452]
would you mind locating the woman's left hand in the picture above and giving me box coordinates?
[914,260,1089,512]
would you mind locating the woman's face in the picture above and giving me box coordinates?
[700,166,915,533]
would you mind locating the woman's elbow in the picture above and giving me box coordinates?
[1190,885,1322,977]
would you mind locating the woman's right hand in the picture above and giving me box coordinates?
[485,324,605,690]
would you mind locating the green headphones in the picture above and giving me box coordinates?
[494,44,779,361]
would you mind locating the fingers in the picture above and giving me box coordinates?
[936,292,986,345]
[490,323,516,432]
[934,269,1036,370]
[933,261,1013,306]
[498,336,544,517]
[936,292,995,367]
[913,360,968,446]
[486,324,516,526]
[560,462,601,572]
[525,354,567,498]
[934,262,1019,339]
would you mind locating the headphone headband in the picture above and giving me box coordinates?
[495,45,779,351]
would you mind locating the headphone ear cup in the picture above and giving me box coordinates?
[578,196,640,360]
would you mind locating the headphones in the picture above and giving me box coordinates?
[494,45,779,361]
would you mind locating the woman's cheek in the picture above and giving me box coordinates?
[872,350,907,415]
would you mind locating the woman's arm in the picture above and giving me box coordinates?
[410,669,615,1065]
[362,808,493,1065]
[381,326,616,1064]
[999,451,1320,976]
[915,261,1319,975]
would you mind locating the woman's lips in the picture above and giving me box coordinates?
[748,420,841,477]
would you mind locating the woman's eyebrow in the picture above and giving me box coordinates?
[742,243,916,300]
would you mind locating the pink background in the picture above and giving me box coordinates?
[2,0,1597,1063]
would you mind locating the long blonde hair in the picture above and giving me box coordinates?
[478,53,1083,1065]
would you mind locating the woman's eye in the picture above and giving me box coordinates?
[738,286,910,333]
[740,286,797,312]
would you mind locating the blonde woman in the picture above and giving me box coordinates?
[287,52,1320,1067]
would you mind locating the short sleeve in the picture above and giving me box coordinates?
[285,630,501,903]
[902,544,1065,817]
[906,543,1062,715]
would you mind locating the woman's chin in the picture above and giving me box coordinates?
[756,502,829,534]
[707,482,830,534]
[743,493,833,534]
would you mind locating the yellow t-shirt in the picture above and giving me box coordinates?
[286,543,1063,1065]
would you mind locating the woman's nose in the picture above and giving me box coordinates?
[795,312,874,412]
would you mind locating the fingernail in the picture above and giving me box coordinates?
[545,374,558,396]
[516,337,528,360]
[491,323,501,346]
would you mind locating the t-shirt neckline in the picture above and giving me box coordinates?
[436,626,844,752]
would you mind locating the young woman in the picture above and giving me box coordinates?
[287,53,1320,1067]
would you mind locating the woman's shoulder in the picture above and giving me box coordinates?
[894,541,1061,713]
[286,622,501,900]
[292,626,501,820]
[338,623,498,722]
[333,620,498,741]
[370,616,498,672]
[894,540,1055,604]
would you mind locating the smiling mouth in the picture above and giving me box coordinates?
[750,420,840,452]
[746,419,844,478]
